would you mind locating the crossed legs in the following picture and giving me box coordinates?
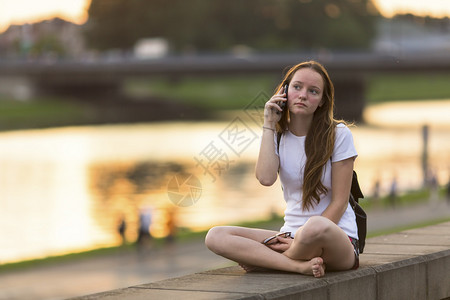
[205,216,356,277]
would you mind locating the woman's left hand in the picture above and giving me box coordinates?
[266,237,293,253]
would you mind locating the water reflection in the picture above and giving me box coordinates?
[88,160,269,245]
[0,100,449,264]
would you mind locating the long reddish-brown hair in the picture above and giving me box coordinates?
[275,61,339,211]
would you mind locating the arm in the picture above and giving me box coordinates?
[255,90,286,186]
[321,157,354,224]
[255,128,279,186]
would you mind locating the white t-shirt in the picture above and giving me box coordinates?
[276,123,358,239]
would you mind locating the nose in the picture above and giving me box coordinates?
[298,87,307,99]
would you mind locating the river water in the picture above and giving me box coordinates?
[1,100,449,264]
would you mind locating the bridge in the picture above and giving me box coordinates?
[1,52,449,121]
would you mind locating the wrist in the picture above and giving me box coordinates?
[262,126,276,132]
[263,122,276,130]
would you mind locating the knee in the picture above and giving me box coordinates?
[205,226,227,254]
[299,216,333,244]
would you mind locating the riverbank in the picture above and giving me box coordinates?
[0,215,283,272]
[1,73,450,132]
[0,95,213,132]
[1,188,447,272]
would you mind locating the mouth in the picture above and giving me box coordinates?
[294,102,307,108]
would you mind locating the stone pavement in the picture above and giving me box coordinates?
[0,200,449,300]
[0,240,231,300]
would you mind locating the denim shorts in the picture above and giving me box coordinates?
[348,236,360,270]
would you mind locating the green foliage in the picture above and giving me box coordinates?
[30,35,65,57]
[0,98,87,130]
[359,188,432,211]
[84,0,380,52]
[124,75,276,110]
[367,73,450,103]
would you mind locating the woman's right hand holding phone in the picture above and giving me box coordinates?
[264,87,287,127]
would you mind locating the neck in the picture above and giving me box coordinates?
[288,114,312,137]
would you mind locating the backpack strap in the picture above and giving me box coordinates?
[350,170,364,202]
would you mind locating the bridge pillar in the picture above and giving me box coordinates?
[331,74,366,122]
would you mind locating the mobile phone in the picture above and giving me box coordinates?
[277,84,288,114]
[262,231,292,245]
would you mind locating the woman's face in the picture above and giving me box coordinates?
[287,68,324,117]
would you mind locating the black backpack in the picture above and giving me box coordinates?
[348,171,366,253]
[277,132,366,253]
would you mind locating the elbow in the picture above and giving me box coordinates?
[260,179,276,186]
[256,174,277,186]
[255,162,278,186]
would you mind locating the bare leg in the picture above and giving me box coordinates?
[283,216,356,273]
[205,224,349,276]
[206,226,297,271]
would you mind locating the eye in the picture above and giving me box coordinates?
[310,89,319,95]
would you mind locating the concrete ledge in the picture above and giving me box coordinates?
[72,222,450,300]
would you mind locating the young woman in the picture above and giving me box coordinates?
[205,61,359,277]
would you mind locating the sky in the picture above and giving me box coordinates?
[0,0,91,33]
[1,0,450,33]
[375,0,450,18]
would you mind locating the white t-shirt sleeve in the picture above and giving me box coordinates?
[331,124,358,163]
[274,132,280,157]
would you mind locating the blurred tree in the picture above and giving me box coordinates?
[84,0,142,50]
[84,0,380,52]
[30,34,65,57]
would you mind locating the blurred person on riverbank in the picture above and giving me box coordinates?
[371,175,382,208]
[428,170,439,204]
[165,206,178,245]
[446,175,450,205]
[206,61,359,278]
[389,175,398,208]
[137,206,153,250]
[117,215,127,245]
[372,177,380,200]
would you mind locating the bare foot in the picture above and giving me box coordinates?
[310,257,325,278]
